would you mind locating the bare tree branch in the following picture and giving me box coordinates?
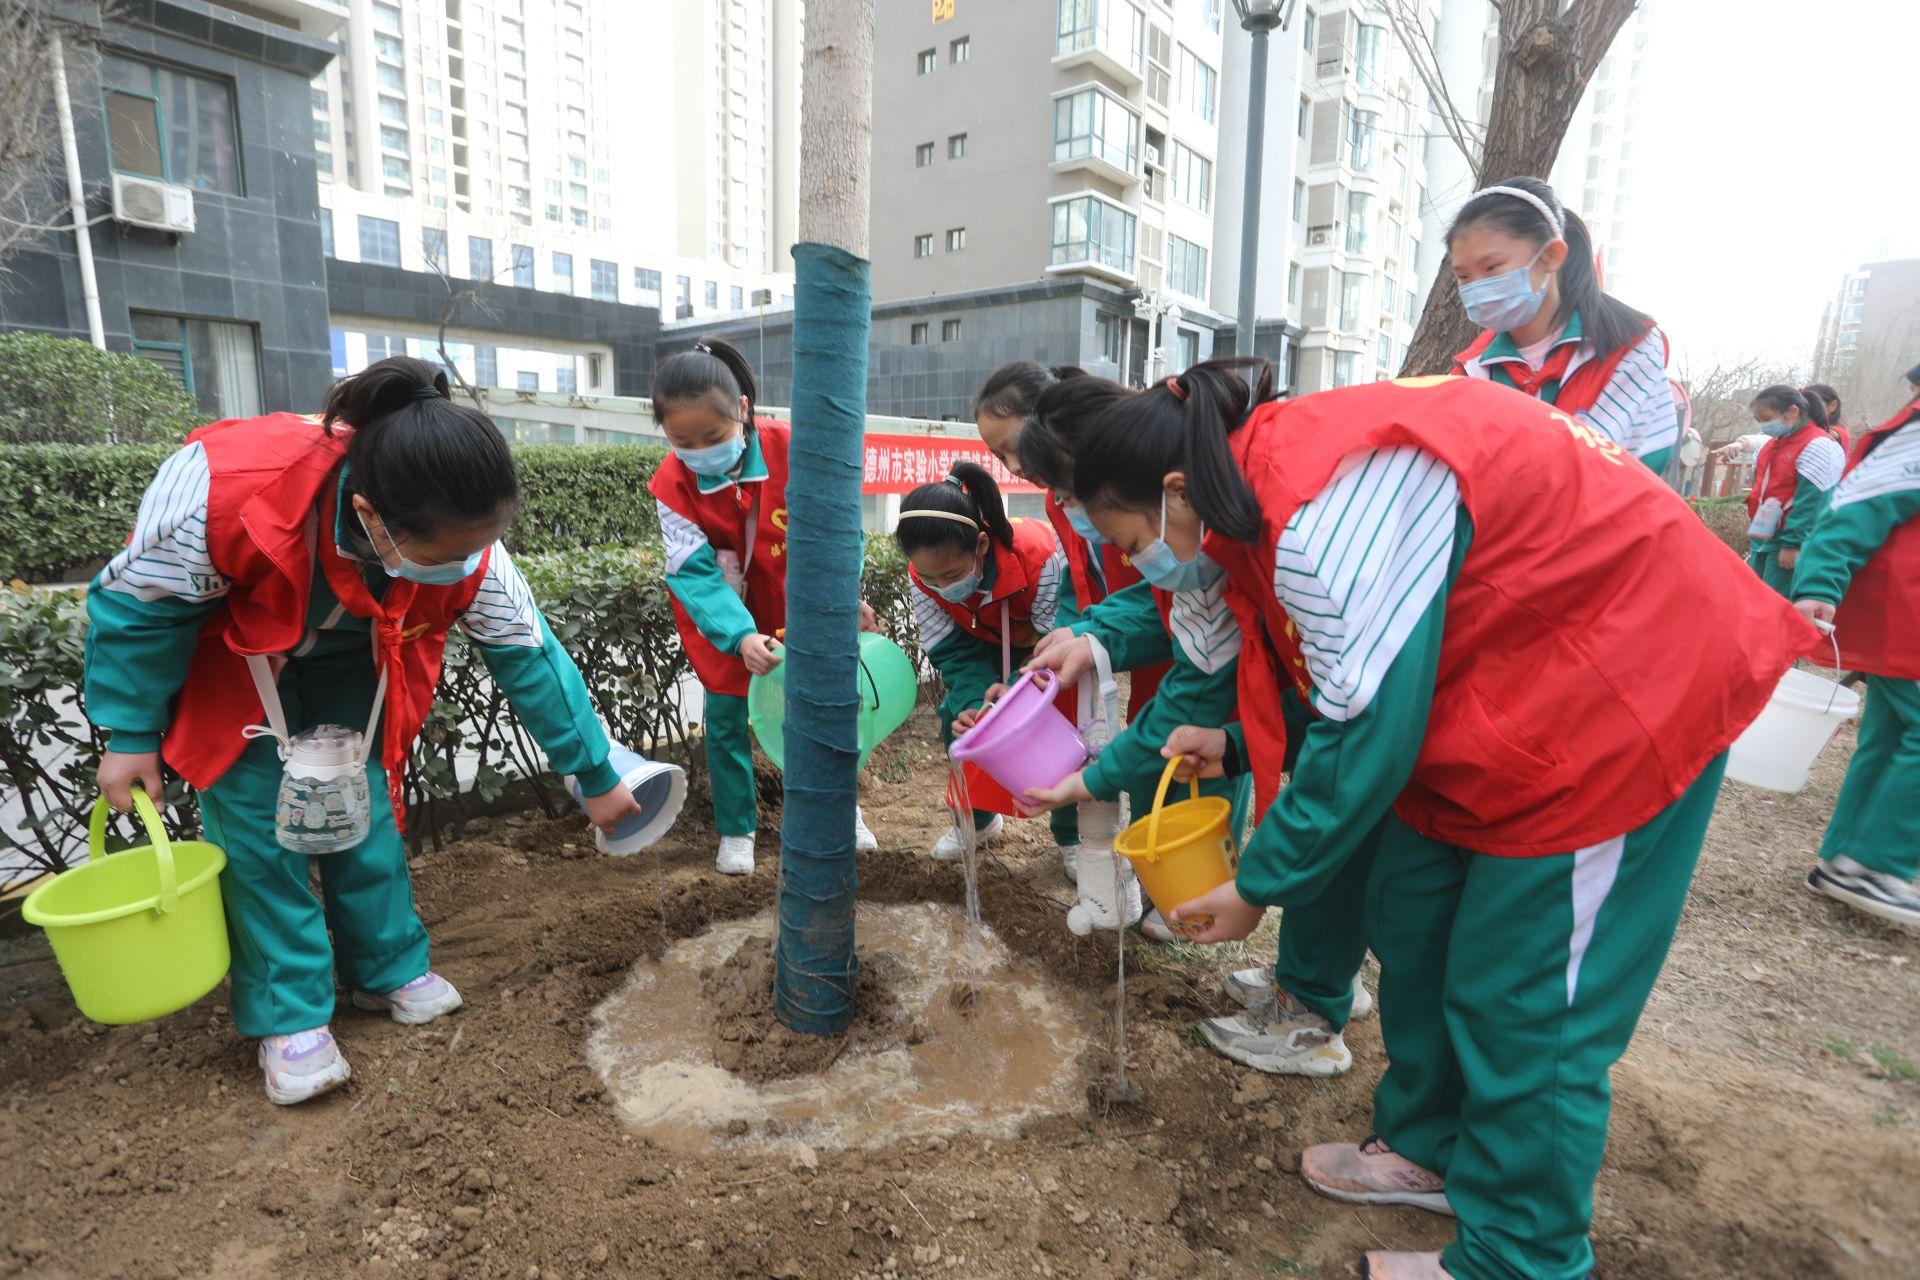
[0,7,106,271]
[420,232,515,408]
[1384,0,1481,166]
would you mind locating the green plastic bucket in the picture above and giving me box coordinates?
[749,631,919,771]
[21,791,230,1025]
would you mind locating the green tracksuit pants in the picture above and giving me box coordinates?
[1749,543,1796,597]
[1365,755,1727,1280]
[197,655,429,1039]
[1820,677,1920,879]
[704,691,759,837]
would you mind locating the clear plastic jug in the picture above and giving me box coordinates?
[274,724,374,854]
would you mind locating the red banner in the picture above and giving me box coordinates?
[860,433,1040,494]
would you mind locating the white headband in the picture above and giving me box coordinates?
[901,509,979,529]
[1469,185,1564,239]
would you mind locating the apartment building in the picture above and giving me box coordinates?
[1813,258,1920,396]
[1549,0,1657,293]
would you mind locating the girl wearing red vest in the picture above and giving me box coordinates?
[1805,382,1854,455]
[894,462,1075,864]
[1793,381,1920,930]
[1740,385,1847,596]
[648,339,878,876]
[1060,360,1813,1280]
[1447,177,1680,480]
[86,358,640,1106]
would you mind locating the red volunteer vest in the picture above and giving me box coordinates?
[162,415,487,830]
[1228,378,1817,856]
[909,517,1058,655]
[1746,422,1828,535]
[648,420,790,698]
[1453,322,1665,416]
[1043,493,1166,712]
[1831,397,1920,678]
[1830,421,1854,455]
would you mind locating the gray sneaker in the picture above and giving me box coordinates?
[1223,970,1374,1020]
[1808,857,1920,930]
[1198,989,1352,1076]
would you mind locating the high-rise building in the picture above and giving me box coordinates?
[1812,258,1920,403]
[1549,0,1657,292]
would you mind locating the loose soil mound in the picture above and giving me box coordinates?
[703,938,909,1082]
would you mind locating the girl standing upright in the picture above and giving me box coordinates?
[1806,383,1854,455]
[1742,384,1848,596]
[86,357,642,1105]
[649,338,877,875]
[1448,177,1681,478]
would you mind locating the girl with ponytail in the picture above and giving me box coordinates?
[1053,360,1817,1280]
[86,355,641,1106]
[649,337,877,874]
[1447,176,1683,482]
[1733,384,1847,595]
[894,459,1076,865]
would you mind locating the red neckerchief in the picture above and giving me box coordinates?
[317,535,421,832]
[1489,338,1580,399]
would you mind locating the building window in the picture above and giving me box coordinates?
[946,227,967,252]
[556,365,577,396]
[1056,0,1147,76]
[474,344,498,388]
[1348,109,1379,174]
[371,1,402,35]
[552,252,574,291]
[914,233,934,258]
[511,244,534,287]
[1176,327,1198,372]
[1292,178,1306,221]
[1053,85,1140,175]
[730,285,744,309]
[948,132,968,159]
[1338,271,1368,332]
[590,259,617,300]
[951,36,970,63]
[1298,92,1310,139]
[1048,194,1137,275]
[697,280,714,309]
[1094,311,1120,363]
[358,215,400,266]
[916,48,936,74]
[100,54,242,194]
[320,209,334,258]
[518,371,540,392]
[1354,24,1385,92]
[1170,140,1211,213]
[469,235,494,280]
[1167,234,1207,300]
[675,275,692,312]
[1332,350,1359,388]
[910,322,929,345]
[634,267,662,293]
[130,312,261,419]
[1345,190,1374,254]
[915,141,935,167]
[1174,45,1216,122]
[423,227,448,272]
[942,318,963,342]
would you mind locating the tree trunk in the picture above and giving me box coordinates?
[1399,0,1640,376]
[774,0,875,1037]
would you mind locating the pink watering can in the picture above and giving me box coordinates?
[948,669,1089,802]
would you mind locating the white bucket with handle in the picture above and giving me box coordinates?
[1725,624,1860,795]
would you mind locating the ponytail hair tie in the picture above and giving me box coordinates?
[1166,377,1187,402]
[944,473,967,489]
[412,385,447,403]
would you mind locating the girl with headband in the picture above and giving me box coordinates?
[1448,176,1683,480]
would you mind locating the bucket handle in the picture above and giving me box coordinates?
[1804,617,1843,716]
[89,788,179,916]
[1145,755,1202,860]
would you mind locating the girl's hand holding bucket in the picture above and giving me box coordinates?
[1024,627,1095,684]
[1168,879,1263,944]
[952,683,1011,735]
[580,783,646,834]
[741,633,784,676]
[98,749,165,815]
[1160,726,1229,782]
[1022,768,1093,815]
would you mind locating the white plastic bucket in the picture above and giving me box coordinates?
[567,746,688,856]
[1725,667,1861,794]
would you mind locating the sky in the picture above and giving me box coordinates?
[1622,0,1920,374]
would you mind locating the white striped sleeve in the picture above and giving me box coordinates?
[1830,423,1920,510]
[910,585,957,652]
[1166,574,1239,675]
[1796,435,1846,490]
[95,441,231,603]
[1030,549,1066,635]
[1272,447,1460,722]
[656,500,711,575]
[1577,327,1677,462]
[456,544,543,647]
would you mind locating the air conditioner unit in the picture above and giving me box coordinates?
[111,173,196,234]
[1308,227,1334,247]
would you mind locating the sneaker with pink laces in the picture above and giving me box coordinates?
[351,970,464,1025]
[258,1026,351,1106]
[1364,1251,1452,1279]
[1299,1135,1452,1216]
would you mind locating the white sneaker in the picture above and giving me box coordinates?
[1139,908,1179,942]
[259,1026,351,1106]
[1224,970,1374,1021]
[716,834,756,875]
[931,814,1002,862]
[351,970,464,1025]
[1809,856,1920,930]
[1199,989,1353,1076]
[854,807,878,853]
[1057,843,1080,878]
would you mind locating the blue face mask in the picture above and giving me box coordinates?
[674,433,747,477]
[1064,501,1104,547]
[1458,245,1550,333]
[1132,492,1223,593]
[931,557,983,604]
[360,512,483,586]
[1759,415,1800,438]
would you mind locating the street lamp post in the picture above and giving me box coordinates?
[1231,0,1297,362]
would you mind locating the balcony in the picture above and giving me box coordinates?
[1054,0,1147,88]
[1051,85,1142,187]
[1048,192,1138,285]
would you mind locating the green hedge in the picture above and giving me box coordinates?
[1689,495,1751,557]
[0,537,919,887]
[0,441,667,583]
[0,332,202,446]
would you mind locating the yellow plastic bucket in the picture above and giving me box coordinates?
[21,791,230,1025]
[1114,757,1236,934]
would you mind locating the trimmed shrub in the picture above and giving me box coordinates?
[1690,495,1751,557]
[0,332,202,445]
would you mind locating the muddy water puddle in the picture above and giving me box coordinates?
[586,902,1094,1152]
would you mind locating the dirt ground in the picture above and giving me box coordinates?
[2,711,1916,1280]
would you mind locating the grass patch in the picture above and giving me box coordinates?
[1869,1043,1918,1081]
[1262,1256,1321,1277]
[1824,1036,1859,1062]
